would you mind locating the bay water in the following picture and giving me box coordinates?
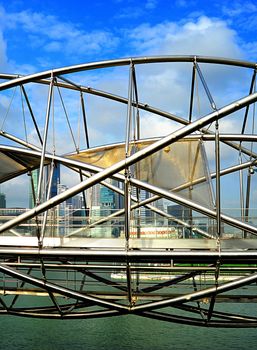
[0,309,256,350]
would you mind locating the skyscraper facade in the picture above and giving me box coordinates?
[29,164,60,208]
[28,169,40,208]
[100,185,115,216]
[0,192,6,208]
[49,163,60,198]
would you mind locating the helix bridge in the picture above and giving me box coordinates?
[1,56,257,326]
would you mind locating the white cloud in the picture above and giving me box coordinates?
[124,16,251,128]
[0,29,9,71]
[0,9,255,211]
[221,1,257,37]
[128,16,242,59]
[175,0,187,7]
[222,1,257,17]
[145,0,158,9]
[0,6,119,60]
[0,14,250,149]
[242,41,257,61]
[115,0,158,19]
[140,113,178,138]
[44,41,62,53]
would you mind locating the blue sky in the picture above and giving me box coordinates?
[1,0,257,209]
[0,0,256,73]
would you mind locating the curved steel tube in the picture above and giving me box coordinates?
[0,55,256,91]
[1,56,257,325]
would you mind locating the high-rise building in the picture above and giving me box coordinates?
[29,164,60,208]
[57,183,72,206]
[72,194,84,209]
[88,181,123,212]
[29,169,40,208]
[90,184,101,207]
[57,183,72,236]
[48,163,60,198]
[0,192,6,208]
[100,185,115,216]
[131,187,154,224]
[167,204,190,238]
[112,180,124,210]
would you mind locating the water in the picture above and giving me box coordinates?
[0,312,257,350]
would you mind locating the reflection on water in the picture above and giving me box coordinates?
[1,305,257,350]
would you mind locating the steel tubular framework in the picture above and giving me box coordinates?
[0,55,257,326]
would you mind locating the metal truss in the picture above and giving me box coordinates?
[1,56,257,326]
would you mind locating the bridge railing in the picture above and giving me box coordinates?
[0,207,257,243]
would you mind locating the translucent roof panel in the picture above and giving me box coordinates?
[0,148,43,183]
[68,139,214,209]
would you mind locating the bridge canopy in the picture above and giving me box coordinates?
[0,148,43,182]
[67,139,214,209]
[1,55,257,326]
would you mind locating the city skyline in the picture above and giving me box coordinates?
[0,1,257,208]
